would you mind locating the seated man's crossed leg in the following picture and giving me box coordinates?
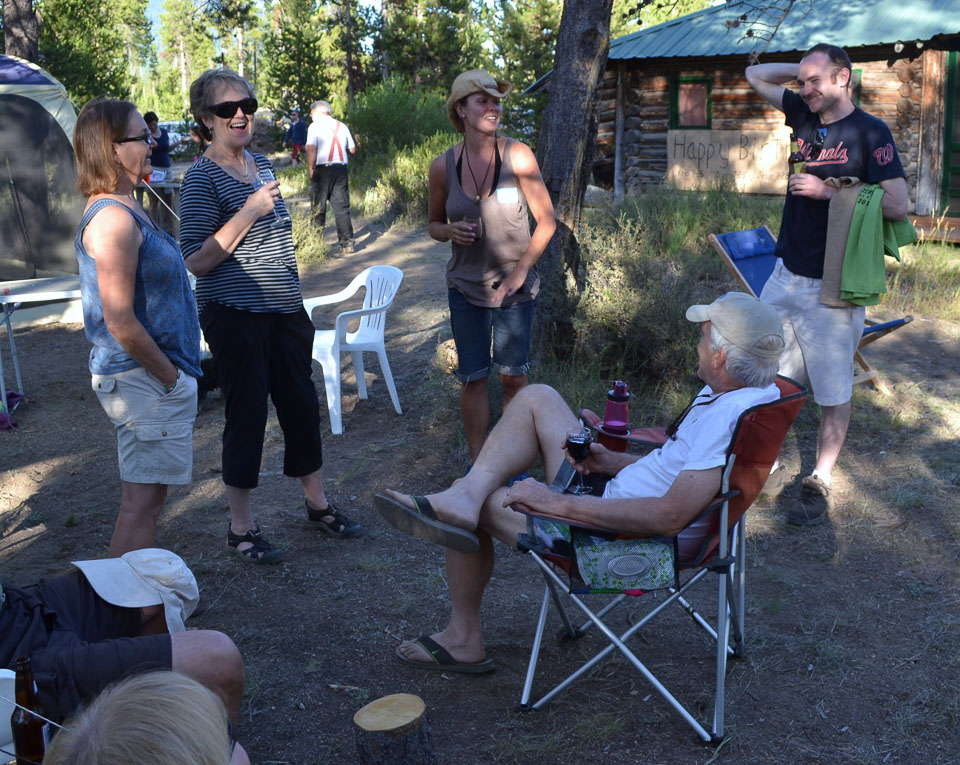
[377,384,577,671]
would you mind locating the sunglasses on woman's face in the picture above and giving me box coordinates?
[210,97,258,119]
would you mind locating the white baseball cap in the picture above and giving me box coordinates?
[73,549,199,633]
[685,292,785,358]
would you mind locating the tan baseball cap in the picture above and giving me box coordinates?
[685,292,785,358]
[73,548,199,633]
[446,70,511,133]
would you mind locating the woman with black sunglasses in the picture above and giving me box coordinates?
[73,99,202,556]
[179,69,361,566]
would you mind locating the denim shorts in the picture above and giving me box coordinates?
[92,365,198,484]
[448,289,535,382]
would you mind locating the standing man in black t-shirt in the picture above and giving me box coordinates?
[746,44,908,526]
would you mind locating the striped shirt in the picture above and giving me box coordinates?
[179,153,302,314]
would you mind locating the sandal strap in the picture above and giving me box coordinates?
[307,502,357,532]
[228,524,276,553]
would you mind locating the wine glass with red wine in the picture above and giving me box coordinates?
[565,427,594,495]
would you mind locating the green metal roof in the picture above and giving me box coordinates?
[609,0,960,60]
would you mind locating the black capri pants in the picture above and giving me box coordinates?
[200,302,324,488]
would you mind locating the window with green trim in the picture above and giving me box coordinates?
[850,68,862,107]
[671,76,712,129]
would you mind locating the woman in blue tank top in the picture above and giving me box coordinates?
[73,99,202,557]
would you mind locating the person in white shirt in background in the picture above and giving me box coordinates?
[305,100,356,254]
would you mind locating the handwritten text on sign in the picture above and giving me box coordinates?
[666,129,792,193]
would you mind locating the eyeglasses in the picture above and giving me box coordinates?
[210,97,258,119]
[114,132,153,146]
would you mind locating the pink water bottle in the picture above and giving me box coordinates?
[599,380,630,451]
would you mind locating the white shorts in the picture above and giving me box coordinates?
[92,366,197,484]
[759,260,865,406]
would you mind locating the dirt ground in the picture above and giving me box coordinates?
[2,215,959,764]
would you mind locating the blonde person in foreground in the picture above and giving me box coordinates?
[428,70,556,464]
[45,672,250,764]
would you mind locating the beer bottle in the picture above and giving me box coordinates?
[788,133,805,175]
[10,657,50,765]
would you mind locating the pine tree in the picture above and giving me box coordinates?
[36,0,151,104]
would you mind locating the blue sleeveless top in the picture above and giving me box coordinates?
[75,199,202,377]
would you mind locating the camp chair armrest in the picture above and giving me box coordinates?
[511,502,675,541]
[578,408,668,447]
[690,490,739,525]
[510,503,624,537]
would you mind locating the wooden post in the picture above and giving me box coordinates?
[354,693,436,765]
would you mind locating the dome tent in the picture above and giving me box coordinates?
[0,54,83,280]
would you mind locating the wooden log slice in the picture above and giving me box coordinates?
[354,693,436,765]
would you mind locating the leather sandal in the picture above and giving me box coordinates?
[227,523,284,564]
[304,501,363,539]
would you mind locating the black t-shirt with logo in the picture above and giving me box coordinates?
[775,89,905,278]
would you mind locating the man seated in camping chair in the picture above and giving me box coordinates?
[375,292,785,673]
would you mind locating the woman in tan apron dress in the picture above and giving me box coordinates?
[427,70,556,463]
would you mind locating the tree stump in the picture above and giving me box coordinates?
[354,693,436,765]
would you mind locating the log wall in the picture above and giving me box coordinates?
[597,48,945,213]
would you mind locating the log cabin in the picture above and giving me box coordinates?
[591,0,960,220]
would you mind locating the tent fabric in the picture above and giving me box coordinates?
[0,55,76,144]
[0,55,82,279]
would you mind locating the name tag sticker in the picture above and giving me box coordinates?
[496,186,519,204]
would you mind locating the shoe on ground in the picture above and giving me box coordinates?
[305,501,363,538]
[788,475,835,526]
[759,463,788,499]
[340,243,355,255]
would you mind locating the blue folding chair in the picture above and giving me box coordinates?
[708,226,912,394]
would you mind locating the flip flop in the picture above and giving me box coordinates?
[396,635,496,674]
[374,494,480,553]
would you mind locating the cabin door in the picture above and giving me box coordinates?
[941,51,960,216]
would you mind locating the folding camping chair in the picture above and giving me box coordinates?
[512,376,807,744]
[708,226,912,395]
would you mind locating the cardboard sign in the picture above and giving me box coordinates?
[666,129,792,193]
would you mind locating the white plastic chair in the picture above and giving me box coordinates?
[303,265,404,434]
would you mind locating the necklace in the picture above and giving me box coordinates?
[211,148,251,183]
[462,139,495,203]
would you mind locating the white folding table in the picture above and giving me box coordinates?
[0,276,81,412]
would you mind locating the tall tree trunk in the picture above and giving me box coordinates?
[237,26,245,78]
[344,0,355,109]
[3,0,40,62]
[179,35,188,108]
[534,0,614,350]
[379,0,391,79]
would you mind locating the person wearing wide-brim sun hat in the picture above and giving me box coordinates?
[429,69,556,464]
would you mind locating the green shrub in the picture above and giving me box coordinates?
[886,239,960,320]
[277,163,310,198]
[359,132,456,219]
[347,78,451,158]
[291,210,327,271]
[568,186,782,388]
